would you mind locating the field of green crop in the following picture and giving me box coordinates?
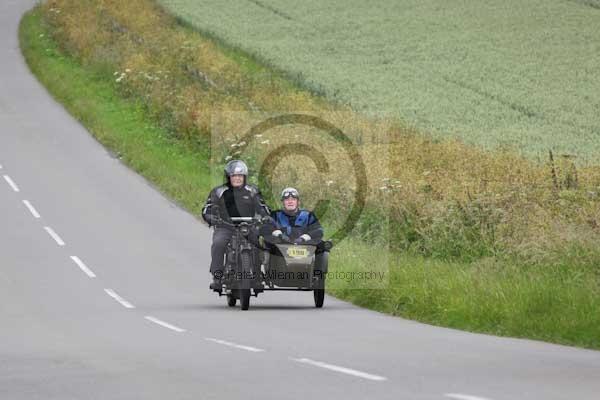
[158,0,600,162]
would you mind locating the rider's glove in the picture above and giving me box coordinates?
[210,214,222,226]
[272,229,283,238]
[299,234,311,242]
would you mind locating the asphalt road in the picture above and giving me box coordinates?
[1,1,599,399]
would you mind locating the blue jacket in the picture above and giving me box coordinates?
[268,209,323,241]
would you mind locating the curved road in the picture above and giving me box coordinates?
[1,1,599,399]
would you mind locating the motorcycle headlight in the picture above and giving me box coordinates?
[240,226,250,236]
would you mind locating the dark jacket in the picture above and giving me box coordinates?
[265,209,324,241]
[202,183,270,226]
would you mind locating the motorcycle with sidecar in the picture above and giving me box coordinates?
[211,216,332,310]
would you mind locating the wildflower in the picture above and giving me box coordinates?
[326,180,334,186]
[125,68,131,73]
[254,134,263,138]
[224,155,233,161]
[261,140,270,145]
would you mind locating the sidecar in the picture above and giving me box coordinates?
[262,241,331,308]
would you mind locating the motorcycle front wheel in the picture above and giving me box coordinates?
[240,250,253,310]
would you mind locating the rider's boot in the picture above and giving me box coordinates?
[209,271,222,290]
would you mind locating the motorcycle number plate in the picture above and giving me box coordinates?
[287,246,309,258]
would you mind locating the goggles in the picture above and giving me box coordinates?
[281,189,299,199]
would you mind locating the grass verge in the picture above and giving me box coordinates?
[330,241,600,348]
[20,6,600,349]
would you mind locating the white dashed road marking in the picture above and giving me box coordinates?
[104,288,135,309]
[204,337,265,353]
[70,256,96,278]
[44,226,65,246]
[3,175,20,192]
[445,394,493,400]
[144,316,186,333]
[290,358,387,381]
[23,200,41,218]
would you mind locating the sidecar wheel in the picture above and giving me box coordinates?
[227,295,237,307]
[240,289,251,310]
[314,289,325,308]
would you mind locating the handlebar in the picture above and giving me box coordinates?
[211,205,271,227]
[230,217,253,222]
[213,215,268,228]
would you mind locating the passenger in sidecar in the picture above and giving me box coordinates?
[260,188,332,306]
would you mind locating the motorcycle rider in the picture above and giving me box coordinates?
[263,187,329,277]
[202,160,270,289]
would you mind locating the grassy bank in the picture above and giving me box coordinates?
[20,4,600,349]
[330,245,600,348]
[19,6,213,213]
